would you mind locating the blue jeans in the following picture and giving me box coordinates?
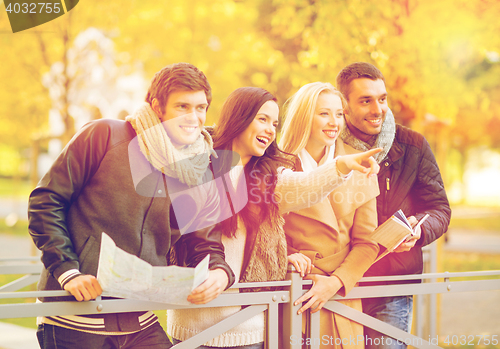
[37,322,172,349]
[362,296,414,349]
[172,338,264,349]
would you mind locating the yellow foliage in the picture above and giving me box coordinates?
[1,0,500,177]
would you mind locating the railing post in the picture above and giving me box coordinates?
[416,242,438,339]
[428,242,438,339]
[282,265,303,349]
[267,300,279,349]
[308,309,320,349]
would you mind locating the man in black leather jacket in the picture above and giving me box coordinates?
[29,63,235,349]
[337,62,451,349]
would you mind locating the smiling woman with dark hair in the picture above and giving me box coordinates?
[167,86,380,349]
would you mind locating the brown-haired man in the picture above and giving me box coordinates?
[337,62,451,349]
[29,62,234,348]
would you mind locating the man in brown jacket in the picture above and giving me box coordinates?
[29,63,235,349]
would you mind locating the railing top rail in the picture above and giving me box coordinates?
[0,264,43,275]
[2,278,500,321]
[2,270,500,301]
[1,267,499,284]
[230,280,291,288]
[359,270,500,282]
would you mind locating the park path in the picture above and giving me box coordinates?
[435,205,500,338]
[440,229,500,338]
[0,198,28,221]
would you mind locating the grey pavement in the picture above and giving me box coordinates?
[444,228,500,254]
[450,206,500,219]
[439,227,500,337]
[0,234,39,349]
[0,198,28,220]
[0,234,40,260]
[440,289,500,337]
[0,322,39,349]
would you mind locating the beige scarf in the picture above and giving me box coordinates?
[340,108,396,164]
[298,143,336,172]
[126,102,213,186]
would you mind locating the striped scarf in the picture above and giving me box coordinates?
[340,108,396,164]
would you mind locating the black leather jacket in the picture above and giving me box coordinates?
[29,119,235,299]
[364,124,451,282]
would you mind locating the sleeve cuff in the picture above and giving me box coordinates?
[209,263,236,290]
[330,273,347,297]
[332,270,355,297]
[333,157,353,179]
[58,269,82,288]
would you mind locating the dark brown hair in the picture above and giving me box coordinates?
[336,62,385,100]
[145,62,212,113]
[213,87,295,238]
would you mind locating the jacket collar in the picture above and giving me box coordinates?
[289,140,379,231]
[383,127,404,168]
[332,140,379,219]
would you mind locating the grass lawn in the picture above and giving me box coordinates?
[0,274,37,329]
[449,216,500,233]
[0,178,33,198]
[449,205,500,233]
[0,219,29,237]
[442,251,500,280]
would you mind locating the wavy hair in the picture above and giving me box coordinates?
[145,62,212,113]
[213,87,295,238]
[336,62,385,101]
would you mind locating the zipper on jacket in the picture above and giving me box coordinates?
[383,174,390,221]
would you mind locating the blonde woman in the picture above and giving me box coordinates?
[279,82,380,349]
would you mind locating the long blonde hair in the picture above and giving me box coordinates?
[279,82,346,155]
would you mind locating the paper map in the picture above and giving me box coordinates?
[96,232,209,305]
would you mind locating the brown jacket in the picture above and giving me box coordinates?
[29,119,235,333]
[284,139,380,348]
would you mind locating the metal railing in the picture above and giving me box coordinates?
[1,257,500,349]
